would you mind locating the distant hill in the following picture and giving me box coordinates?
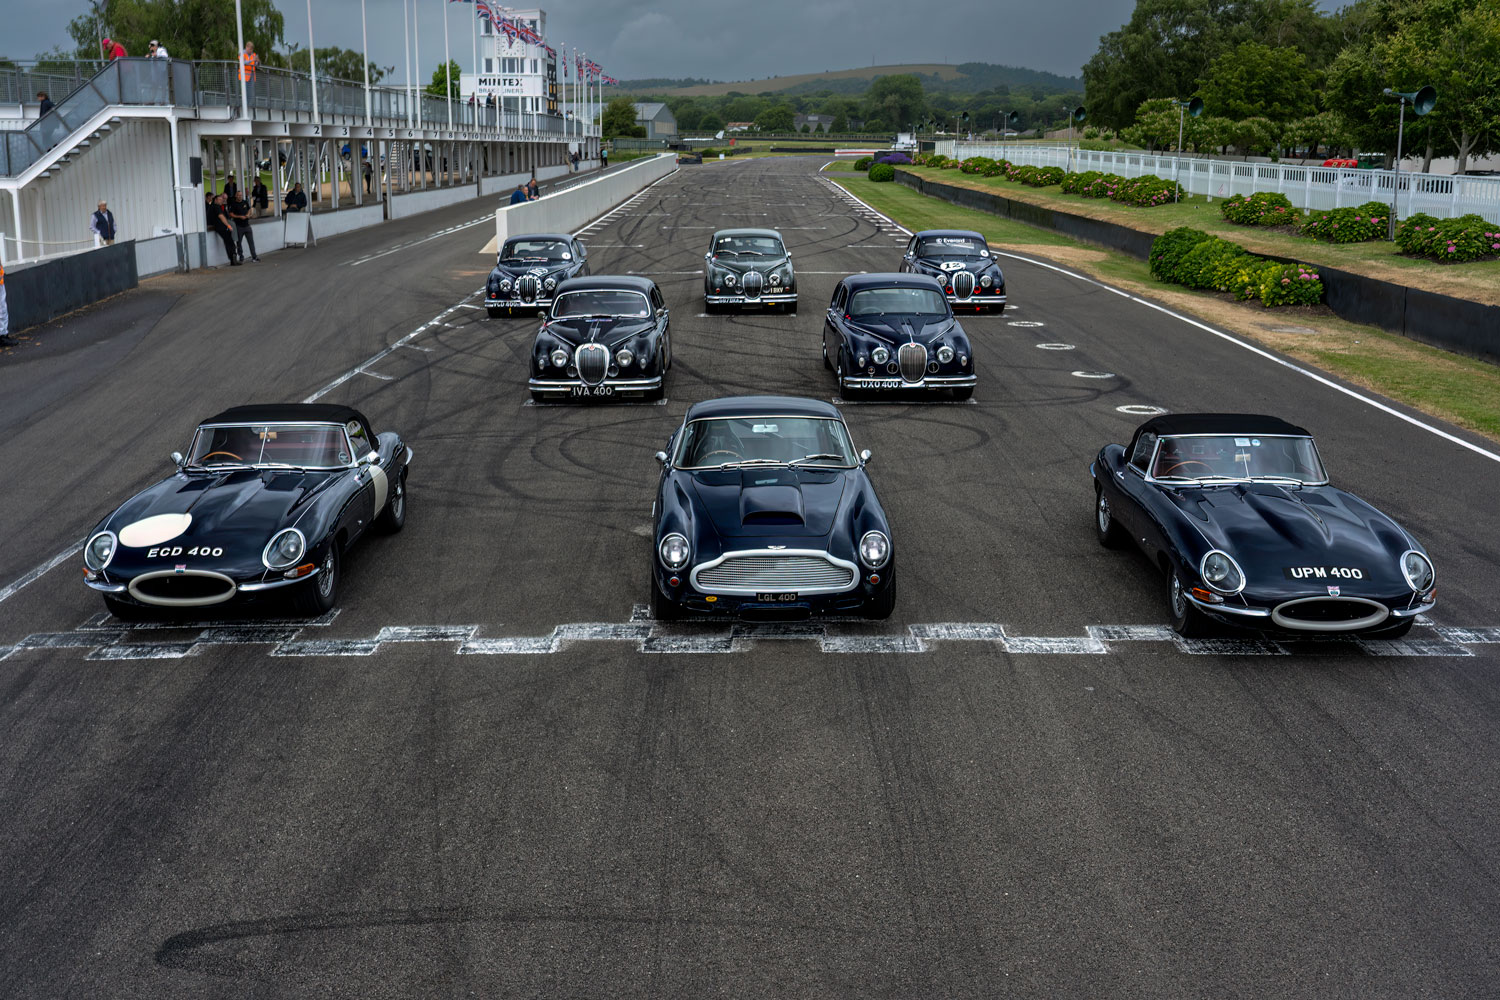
[617,62,1081,99]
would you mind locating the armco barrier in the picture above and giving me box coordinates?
[7,240,138,330]
[495,154,677,248]
[894,169,1500,367]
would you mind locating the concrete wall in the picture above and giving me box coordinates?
[134,233,181,277]
[479,162,570,198]
[495,154,676,246]
[6,240,138,330]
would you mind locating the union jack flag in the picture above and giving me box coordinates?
[602,75,618,86]
[473,0,497,21]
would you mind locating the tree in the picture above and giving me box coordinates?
[426,60,461,100]
[698,112,724,132]
[602,96,645,139]
[754,104,795,132]
[868,73,925,129]
[288,45,388,84]
[1197,42,1318,122]
[865,117,888,132]
[830,112,848,133]
[67,0,285,61]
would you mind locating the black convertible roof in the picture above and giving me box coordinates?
[1134,413,1313,442]
[202,403,371,428]
[686,395,842,421]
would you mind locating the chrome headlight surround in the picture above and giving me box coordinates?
[980,273,993,288]
[615,348,634,367]
[769,271,782,286]
[1199,549,1246,595]
[936,345,955,364]
[498,277,513,294]
[659,533,690,570]
[1400,549,1434,592]
[871,346,890,365]
[543,277,558,292]
[858,530,890,569]
[262,527,307,572]
[84,530,118,571]
[549,348,569,368]
[722,272,736,287]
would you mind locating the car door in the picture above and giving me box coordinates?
[1107,431,1155,542]
[573,238,588,276]
[341,421,382,544]
[650,285,670,368]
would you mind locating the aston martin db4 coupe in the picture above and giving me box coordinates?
[486,233,589,317]
[823,273,976,399]
[1092,413,1435,638]
[899,229,1007,311]
[703,228,797,312]
[83,404,412,619]
[529,276,672,401]
[651,396,895,621]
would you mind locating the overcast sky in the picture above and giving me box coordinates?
[6,0,1156,82]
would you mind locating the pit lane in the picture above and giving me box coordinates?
[2,156,1499,998]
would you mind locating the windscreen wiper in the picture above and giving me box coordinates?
[788,453,847,467]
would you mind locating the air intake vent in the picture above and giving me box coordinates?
[694,554,856,593]
[952,270,976,299]
[516,274,539,301]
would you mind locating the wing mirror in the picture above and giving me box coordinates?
[903,252,914,260]
[360,449,379,466]
[860,449,872,465]
[170,451,184,468]
[654,450,669,467]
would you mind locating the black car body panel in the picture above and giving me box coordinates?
[1092,413,1435,634]
[486,233,589,316]
[652,396,893,619]
[823,273,976,395]
[529,275,671,399]
[83,403,411,612]
[704,228,797,308]
[899,230,1007,311]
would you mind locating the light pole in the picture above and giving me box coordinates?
[305,0,319,121]
[233,0,247,118]
[1172,97,1202,203]
[1063,106,1086,172]
[361,0,372,127]
[442,0,452,129]
[1382,85,1436,240]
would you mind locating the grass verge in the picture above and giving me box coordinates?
[833,173,1500,442]
[900,166,1500,307]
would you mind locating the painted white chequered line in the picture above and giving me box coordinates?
[0,609,1488,661]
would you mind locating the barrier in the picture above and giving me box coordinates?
[895,169,1500,367]
[6,240,137,330]
[134,234,181,278]
[495,154,677,247]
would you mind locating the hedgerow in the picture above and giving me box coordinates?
[1299,202,1389,243]
[1150,227,1323,307]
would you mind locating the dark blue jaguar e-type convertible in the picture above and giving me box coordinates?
[1092,413,1435,637]
[650,396,895,620]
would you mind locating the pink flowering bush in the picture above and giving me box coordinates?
[1258,264,1324,306]
[1151,227,1324,307]
[1221,192,1296,226]
[1299,202,1387,243]
[1396,212,1500,262]
[1111,175,1185,207]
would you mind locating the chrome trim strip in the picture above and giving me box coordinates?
[1390,600,1436,618]
[842,374,976,388]
[1270,596,1389,632]
[689,548,860,596]
[946,293,1006,303]
[239,568,322,592]
[84,580,128,593]
[705,294,798,304]
[1185,594,1271,617]
[528,376,663,392]
[127,569,239,607]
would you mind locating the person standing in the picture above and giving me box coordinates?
[600,146,608,168]
[36,91,53,116]
[526,176,539,200]
[363,158,373,194]
[101,38,127,60]
[90,200,117,247]
[251,176,269,218]
[241,41,258,107]
[283,182,307,212]
[0,261,13,348]
[228,190,260,262]
[148,39,169,58]
[224,172,238,202]
[208,194,240,265]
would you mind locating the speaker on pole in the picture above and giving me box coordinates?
[1071,106,1087,125]
[1185,97,1203,118]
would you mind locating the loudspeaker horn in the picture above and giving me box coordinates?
[1071,106,1087,124]
[1185,97,1204,118]
[1384,86,1437,116]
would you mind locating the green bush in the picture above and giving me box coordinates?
[1259,263,1325,306]
[1396,212,1500,262]
[1081,173,1125,198]
[1061,170,1102,195]
[868,163,896,182]
[1299,206,1385,243]
[1150,227,1219,282]
[926,154,949,168]
[854,156,874,171]
[1175,236,1249,290]
[939,158,961,170]
[1221,192,1297,226]
[1111,175,1183,207]
[1149,227,1324,307]
[960,156,995,174]
[1024,165,1066,187]
[981,158,1008,177]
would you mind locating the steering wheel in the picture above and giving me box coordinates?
[199,450,243,462]
[1160,460,1215,476]
[701,449,742,462]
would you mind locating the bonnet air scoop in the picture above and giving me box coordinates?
[739,483,805,526]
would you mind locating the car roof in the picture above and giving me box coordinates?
[686,395,843,421]
[201,403,371,430]
[502,233,573,244]
[1130,413,1313,455]
[552,275,657,293]
[914,229,987,242]
[712,228,784,240]
[841,272,945,291]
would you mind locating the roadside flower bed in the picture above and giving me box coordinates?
[1397,213,1500,263]
[1299,203,1389,243]
[1220,192,1296,226]
[1151,226,1323,307]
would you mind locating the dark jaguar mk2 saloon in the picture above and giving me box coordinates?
[1092,413,1435,638]
[823,273,976,399]
[487,233,589,318]
[651,396,895,621]
[900,230,1006,312]
[704,228,797,312]
[529,276,672,401]
[82,404,412,619]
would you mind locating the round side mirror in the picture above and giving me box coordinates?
[860,449,872,464]
[171,451,184,467]
[654,450,668,466]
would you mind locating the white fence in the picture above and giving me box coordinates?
[940,142,1500,224]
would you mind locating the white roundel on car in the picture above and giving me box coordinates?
[119,512,193,548]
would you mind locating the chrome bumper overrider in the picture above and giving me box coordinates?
[528,376,663,393]
[841,374,977,389]
[705,293,797,304]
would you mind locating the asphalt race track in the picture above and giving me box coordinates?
[3,157,1500,998]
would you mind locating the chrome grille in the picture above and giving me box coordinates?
[694,554,856,593]
[575,343,609,386]
[128,570,237,606]
[741,270,764,298]
[952,270,976,299]
[516,274,539,301]
[1271,597,1389,632]
[899,342,928,383]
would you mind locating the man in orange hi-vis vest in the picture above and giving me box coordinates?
[241,42,258,83]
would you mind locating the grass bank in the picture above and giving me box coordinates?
[833,171,1500,442]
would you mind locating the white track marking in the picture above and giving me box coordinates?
[828,176,1500,466]
[345,215,492,266]
[0,544,85,606]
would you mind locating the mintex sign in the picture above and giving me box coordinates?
[462,73,541,98]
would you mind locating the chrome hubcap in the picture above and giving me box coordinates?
[1171,576,1186,617]
[392,481,404,517]
[318,551,335,597]
[1097,495,1110,531]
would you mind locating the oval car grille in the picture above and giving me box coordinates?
[517,275,539,301]
[696,554,855,593]
[1271,597,1389,632]
[952,270,976,299]
[129,571,237,606]
[899,342,928,383]
[575,343,610,386]
[741,270,764,297]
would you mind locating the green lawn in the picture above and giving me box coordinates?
[833,172,1500,441]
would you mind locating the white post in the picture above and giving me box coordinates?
[306,0,320,122]
[361,0,372,126]
[443,0,452,129]
[234,0,248,119]
[470,0,477,127]
[403,0,413,128]
[414,0,423,128]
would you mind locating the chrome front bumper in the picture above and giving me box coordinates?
[487,297,552,312]
[528,376,663,395]
[705,293,797,305]
[1186,593,1436,628]
[841,374,977,390]
[947,292,1005,306]
[86,568,320,600]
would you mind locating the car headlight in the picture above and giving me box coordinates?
[980,273,993,288]
[659,533,690,570]
[499,278,512,294]
[615,348,634,367]
[262,528,307,571]
[544,277,557,292]
[937,345,955,364]
[1199,549,1245,594]
[859,530,890,568]
[1401,550,1434,592]
[84,530,117,571]
[871,347,890,365]
[549,348,569,368]
[770,271,782,286]
[723,273,736,287]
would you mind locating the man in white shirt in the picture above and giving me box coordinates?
[149,40,169,58]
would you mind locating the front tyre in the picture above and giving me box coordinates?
[1168,572,1212,638]
[863,570,896,620]
[291,543,340,616]
[375,470,406,533]
[650,571,685,621]
[1095,484,1126,548]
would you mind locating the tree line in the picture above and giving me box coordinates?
[1082,0,1500,170]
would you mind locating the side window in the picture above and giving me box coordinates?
[905,237,917,257]
[650,287,664,312]
[1129,432,1156,471]
[574,240,586,259]
[829,284,845,312]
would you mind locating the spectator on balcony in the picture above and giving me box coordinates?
[101,38,127,61]
[208,194,240,266]
[148,39,170,59]
[251,177,269,217]
[241,42,258,102]
[37,91,54,116]
[90,201,117,247]
[284,182,307,213]
[228,192,260,262]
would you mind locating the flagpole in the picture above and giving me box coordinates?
[234,0,247,119]
[414,0,423,128]
[469,0,477,127]
[361,0,372,126]
[442,0,453,129]
[306,0,320,121]
[403,0,413,128]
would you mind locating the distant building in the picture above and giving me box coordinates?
[794,113,835,133]
[632,102,677,140]
[725,122,754,132]
[460,7,558,118]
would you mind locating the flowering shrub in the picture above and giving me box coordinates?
[924,154,949,168]
[1299,204,1386,243]
[1061,170,1102,195]
[1220,192,1296,226]
[1259,264,1325,306]
[939,157,962,169]
[1150,227,1219,282]
[1150,227,1324,307]
[1081,173,1125,198]
[1111,175,1184,207]
[875,152,911,165]
[960,156,995,174]
[1396,212,1500,262]
[868,163,896,182]
[854,157,874,171]
[982,158,1009,177]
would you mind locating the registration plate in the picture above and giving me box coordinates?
[864,380,903,390]
[756,592,799,603]
[1283,566,1367,580]
[570,385,614,397]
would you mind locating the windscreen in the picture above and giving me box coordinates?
[187,424,352,469]
[501,239,571,262]
[848,286,949,317]
[676,417,856,470]
[552,289,651,318]
[712,234,785,257]
[1151,435,1327,483]
[918,236,986,257]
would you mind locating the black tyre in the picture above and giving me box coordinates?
[650,571,684,621]
[1095,484,1126,548]
[703,300,718,315]
[375,470,406,533]
[952,387,974,401]
[1167,572,1213,638]
[291,543,339,616]
[822,340,832,370]
[103,594,154,622]
[863,569,896,620]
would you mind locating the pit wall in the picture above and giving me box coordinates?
[495,154,677,247]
